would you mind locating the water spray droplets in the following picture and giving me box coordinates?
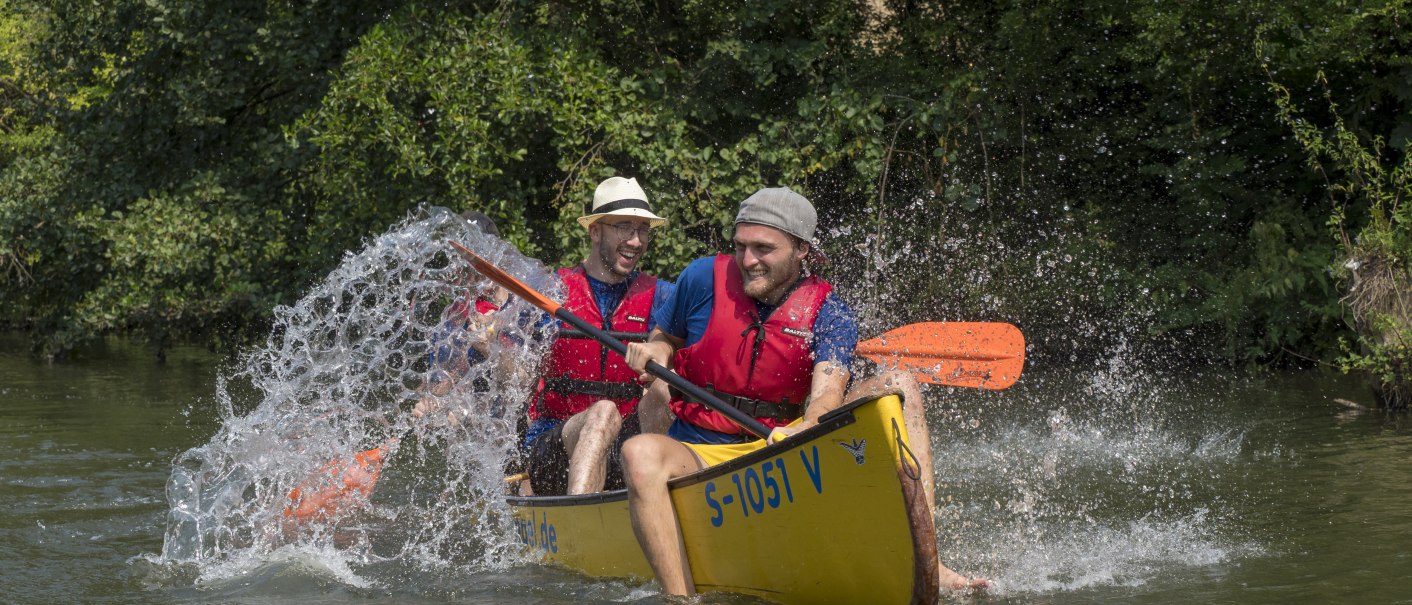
[161,206,558,580]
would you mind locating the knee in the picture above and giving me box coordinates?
[880,368,916,389]
[883,370,922,400]
[587,400,622,428]
[620,435,668,489]
[620,435,654,471]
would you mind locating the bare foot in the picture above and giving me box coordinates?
[939,565,992,591]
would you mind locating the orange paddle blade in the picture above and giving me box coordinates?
[856,322,1025,389]
[448,240,561,316]
[283,438,396,522]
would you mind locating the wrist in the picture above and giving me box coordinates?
[650,340,676,362]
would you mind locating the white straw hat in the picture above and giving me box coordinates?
[577,177,668,228]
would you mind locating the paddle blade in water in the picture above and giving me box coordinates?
[856,322,1025,389]
[283,438,395,523]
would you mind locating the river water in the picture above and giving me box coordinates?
[3,332,1410,604]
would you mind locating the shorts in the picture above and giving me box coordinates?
[525,413,641,495]
[667,417,754,445]
[680,417,805,467]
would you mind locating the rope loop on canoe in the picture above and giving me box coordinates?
[893,417,921,481]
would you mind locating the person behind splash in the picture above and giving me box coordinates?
[413,210,518,424]
[622,187,991,595]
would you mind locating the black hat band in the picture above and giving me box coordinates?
[587,198,651,214]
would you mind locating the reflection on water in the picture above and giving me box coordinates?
[0,334,222,603]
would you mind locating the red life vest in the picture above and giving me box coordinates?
[440,296,500,324]
[670,254,831,435]
[530,266,656,420]
[473,298,499,315]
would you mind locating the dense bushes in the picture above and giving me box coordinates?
[1262,4,1412,404]
[1,0,1408,377]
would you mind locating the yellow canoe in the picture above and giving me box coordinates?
[506,394,940,604]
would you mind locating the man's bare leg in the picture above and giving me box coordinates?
[845,369,990,591]
[561,400,622,495]
[621,433,705,595]
[637,380,673,435]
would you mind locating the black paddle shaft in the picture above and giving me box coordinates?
[552,308,773,438]
[557,328,648,342]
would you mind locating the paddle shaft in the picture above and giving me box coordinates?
[289,244,1021,521]
[549,306,773,439]
[447,242,1024,431]
[557,328,648,342]
[288,317,1020,521]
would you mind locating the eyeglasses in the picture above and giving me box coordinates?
[605,222,655,242]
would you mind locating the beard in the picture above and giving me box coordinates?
[740,261,800,303]
[596,235,640,279]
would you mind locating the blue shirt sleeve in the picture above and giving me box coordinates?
[655,256,715,344]
[811,293,857,368]
[648,278,676,332]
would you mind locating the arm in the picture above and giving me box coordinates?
[625,328,684,384]
[413,316,473,416]
[769,360,850,441]
[412,294,515,418]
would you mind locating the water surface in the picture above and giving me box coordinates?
[3,331,1410,603]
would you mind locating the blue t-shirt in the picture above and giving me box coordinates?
[654,256,857,367]
[586,271,676,331]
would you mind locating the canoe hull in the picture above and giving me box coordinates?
[507,394,938,605]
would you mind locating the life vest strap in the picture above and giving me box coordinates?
[674,385,802,422]
[556,328,650,342]
[542,377,642,401]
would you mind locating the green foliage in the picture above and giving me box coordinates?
[0,142,93,353]
[818,0,1359,363]
[1337,326,1412,404]
[0,0,53,162]
[2,0,1408,368]
[1260,1,1412,401]
[0,0,400,358]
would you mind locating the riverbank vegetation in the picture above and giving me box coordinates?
[1,1,1408,400]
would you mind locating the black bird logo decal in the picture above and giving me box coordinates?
[838,438,867,465]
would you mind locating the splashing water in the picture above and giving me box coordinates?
[928,353,1264,596]
[159,206,559,585]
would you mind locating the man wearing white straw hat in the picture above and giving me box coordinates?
[622,186,989,596]
[520,176,676,496]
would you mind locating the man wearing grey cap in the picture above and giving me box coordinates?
[622,186,989,596]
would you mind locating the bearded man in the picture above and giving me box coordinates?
[623,187,989,596]
[521,176,675,495]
